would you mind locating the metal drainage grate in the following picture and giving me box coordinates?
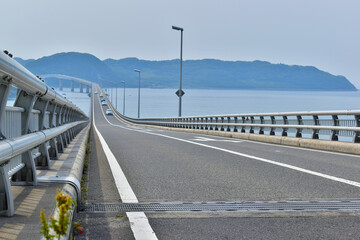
[80,201,360,213]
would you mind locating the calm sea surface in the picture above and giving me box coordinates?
[7,88,360,118]
[105,88,360,118]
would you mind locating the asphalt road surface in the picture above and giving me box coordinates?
[84,94,360,239]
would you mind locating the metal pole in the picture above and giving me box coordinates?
[179,30,183,117]
[122,81,126,115]
[172,26,184,117]
[116,86,118,110]
[138,72,140,118]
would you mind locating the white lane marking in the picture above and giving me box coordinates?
[93,93,158,240]
[192,136,243,143]
[98,99,360,189]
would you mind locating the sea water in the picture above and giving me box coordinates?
[7,88,360,118]
[105,88,360,118]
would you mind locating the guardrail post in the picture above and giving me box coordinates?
[249,116,254,133]
[14,90,37,134]
[282,116,288,136]
[241,117,246,133]
[215,117,219,131]
[312,115,319,139]
[259,116,264,134]
[354,115,360,143]
[227,117,231,132]
[197,118,200,129]
[47,102,59,159]
[0,163,14,216]
[270,116,276,135]
[220,117,225,131]
[56,106,65,152]
[295,115,303,138]
[12,151,37,186]
[0,78,11,140]
[33,99,51,167]
[331,115,339,141]
[12,90,38,185]
[234,117,238,132]
[209,118,213,130]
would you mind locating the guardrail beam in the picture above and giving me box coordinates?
[14,90,37,134]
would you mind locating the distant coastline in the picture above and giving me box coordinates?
[15,52,357,91]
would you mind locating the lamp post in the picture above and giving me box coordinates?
[115,85,118,110]
[172,25,184,117]
[134,69,141,118]
[122,81,126,115]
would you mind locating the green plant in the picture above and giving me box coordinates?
[40,189,76,240]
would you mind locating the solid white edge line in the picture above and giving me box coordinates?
[93,92,158,240]
[101,97,360,190]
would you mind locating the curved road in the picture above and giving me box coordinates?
[92,93,360,239]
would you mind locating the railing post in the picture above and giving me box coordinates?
[259,116,264,134]
[0,79,11,140]
[220,117,225,131]
[241,116,246,133]
[33,99,51,167]
[14,90,37,134]
[270,116,276,135]
[0,164,14,216]
[282,116,288,136]
[233,117,238,132]
[215,117,219,131]
[354,115,360,143]
[249,116,254,133]
[227,117,231,132]
[312,115,319,139]
[47,102,59,159]
[209,118,213,130]
[295,115,303,138]
[331,115,339,141]
[56,106,65,152]
[12,90,38,185]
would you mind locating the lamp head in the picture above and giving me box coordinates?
[172,26,183,31]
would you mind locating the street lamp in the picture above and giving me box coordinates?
[134,69,141,118]
[172,25,184,117]
[122,81,126,115]
[115,85,118,110]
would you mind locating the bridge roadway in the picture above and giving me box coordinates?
[86,94,360,239]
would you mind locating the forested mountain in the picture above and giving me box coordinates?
[15,52,357,91]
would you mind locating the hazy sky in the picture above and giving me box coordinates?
[2,0,360,88]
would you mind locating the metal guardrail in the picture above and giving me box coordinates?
[0,51,89,216]
[99,87,360,143]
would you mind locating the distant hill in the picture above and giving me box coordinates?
[16,52,357,91]
[21,52,119,87]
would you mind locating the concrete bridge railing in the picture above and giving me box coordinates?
[99,87,360,144]
[0,51,89,216]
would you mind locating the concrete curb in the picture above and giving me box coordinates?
[47,123,90,240]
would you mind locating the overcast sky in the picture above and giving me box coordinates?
[2,0,360,88]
